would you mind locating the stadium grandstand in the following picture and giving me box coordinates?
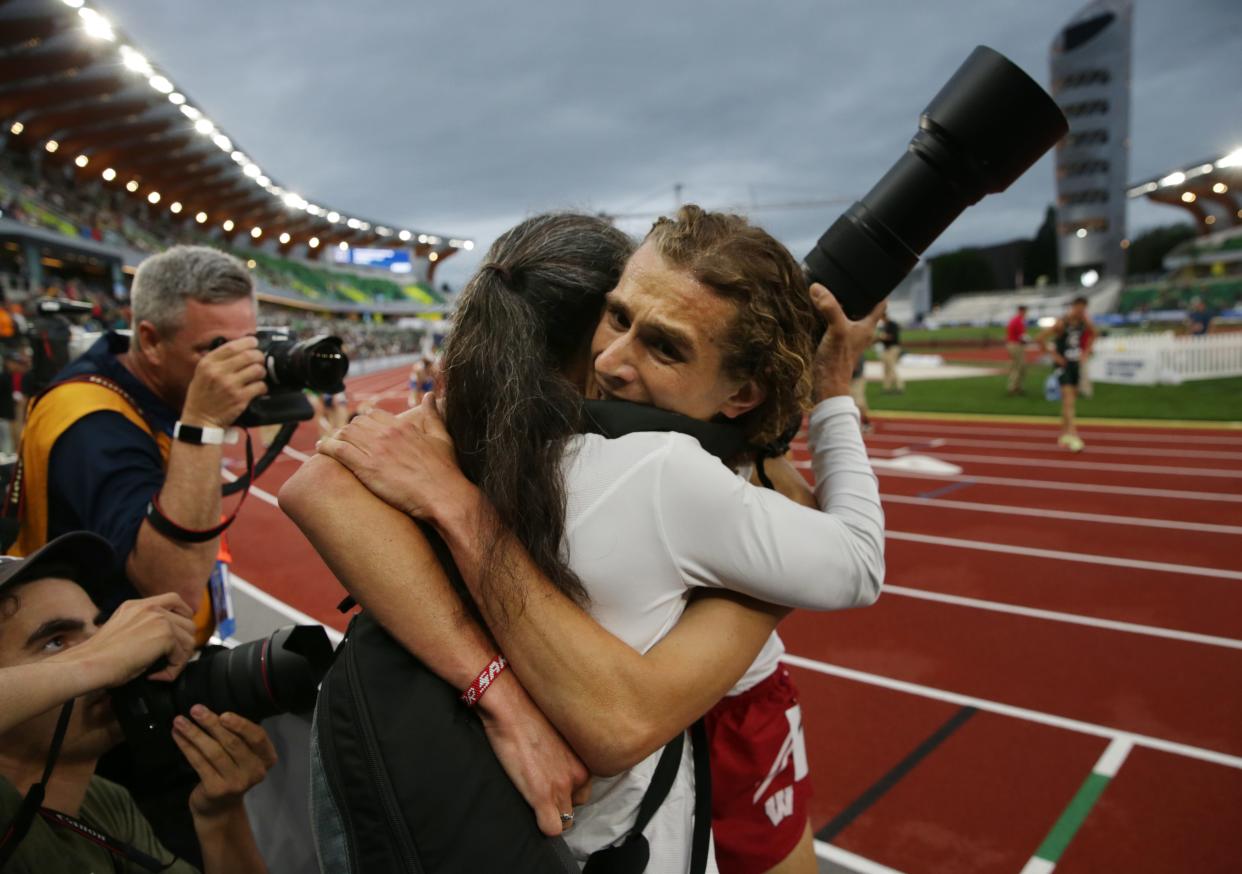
[0,0,470,351]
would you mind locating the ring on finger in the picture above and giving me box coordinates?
[560,812,574,828]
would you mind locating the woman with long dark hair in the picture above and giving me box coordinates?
[286,209,885,873]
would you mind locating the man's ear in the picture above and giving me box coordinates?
[717,379,766,421]
[134,320,162,362]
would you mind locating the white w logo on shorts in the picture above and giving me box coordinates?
[751,704,809,806]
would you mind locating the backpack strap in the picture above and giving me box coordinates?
[688,720,712,874]
[582,732,686,874]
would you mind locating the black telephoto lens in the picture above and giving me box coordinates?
[266,335,349,394]
[803,45,1069,320]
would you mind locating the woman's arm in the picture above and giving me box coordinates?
[296,439,781,777]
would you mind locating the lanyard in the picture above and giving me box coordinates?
[38,807,177,872]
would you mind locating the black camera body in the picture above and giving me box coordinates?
[20,298,98,398]
[804,46,1068,320]
[110,625,334,774]
[217,328,350,427]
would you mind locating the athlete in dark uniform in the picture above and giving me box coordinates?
[1037,296,1095,452]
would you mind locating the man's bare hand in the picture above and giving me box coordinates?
[57,594,196,687]
[181,336,267,429]
[317,394,471,520]
[809,284,886,402]
[477,672,591,836]
[173,705,277,821]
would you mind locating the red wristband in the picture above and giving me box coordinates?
[461,655,508,707]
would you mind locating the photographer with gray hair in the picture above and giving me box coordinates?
[6,245,267,863]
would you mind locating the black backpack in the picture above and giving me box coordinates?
[312,402,746,874]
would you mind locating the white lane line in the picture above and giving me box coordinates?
[866,434,1242,461]
[282,445,313,463]
[873,470,1242,504]
[878,422,1242,446]
[1094,737,1133,779]
[1018,858,1057,874]
[781,654,1242,771]
[884,585,1242,651]
[230,573,344,645]
[813,841,906,874]
[887,530,1242,581]
[880,493,1242,535]
[904,451,1242,479]
[222,470,280,508]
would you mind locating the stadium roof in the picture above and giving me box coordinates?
[1126,145,1242,234]
[0,0,472,261]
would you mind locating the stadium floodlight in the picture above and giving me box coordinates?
[327,211,341,223]
[1181,192,1197,203]
[212,133,232,152]
[1080,269,1099,288]
[279,232,291,244]
[101,167,116,181]
[9,122,23,135]
[417,234,428,244]
[376,226,391,236]
[463,240,474,251]
[74,155,89,168]
[251,227,263,239]
[1213,183,1229,194]
[195,211,208,224]
[170,201,182,214]
[1218,148,1242,169]
[1205,215,1216,226]
[308,237,320,248]
[222,219,235,231]
[256,175,271,188]
[346,218,361,229]
[398,230,412,242]
[149,75,174,94]
[125,180,139,192]
[62,0,85,8]
[194,118,214,135]
[306,205,322,216]
[1159,171,1186,188]
[231,151,246,163]
[79,8,114,41]
[338,241,349,251]
[428,252,439,262]
[168,92,187,106]
[119,46,153,76]
[426,236,440,245]
[243,163,262,178]
[1075,228,1087,238]
[147,191,160,204]
[180,105,202,121]
[358,221,371,231]
[45,140,59,153]
[282,193,307,210]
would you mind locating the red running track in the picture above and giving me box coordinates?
[227,370,1242,873]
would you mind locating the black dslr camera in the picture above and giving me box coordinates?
[804,45,1068,319]
[110,625,334,772]
[22,298,98,397]
[213,328,350,427]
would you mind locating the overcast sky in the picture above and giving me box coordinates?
[96,0,1241,288]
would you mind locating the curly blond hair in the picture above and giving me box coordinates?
[646,205,816,446]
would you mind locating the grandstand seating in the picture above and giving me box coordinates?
[1118,277,1242,314]
[243,250,447,306]
[927,279,1121,325]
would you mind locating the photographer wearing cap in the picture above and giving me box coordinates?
[0,532,274,874]
[7,246,267,640]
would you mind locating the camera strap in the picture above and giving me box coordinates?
[146,431,254,544]
[36,808,177,872]
[0,700,73,869]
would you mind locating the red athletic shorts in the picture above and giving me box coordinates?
[703,666,812,874]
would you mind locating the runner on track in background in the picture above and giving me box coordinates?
[1037,295,1095,452]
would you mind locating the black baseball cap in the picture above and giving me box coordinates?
[0,532,115,599]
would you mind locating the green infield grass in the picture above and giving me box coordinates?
[865,366,1242,421]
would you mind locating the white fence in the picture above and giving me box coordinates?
[1087,332,1242,385]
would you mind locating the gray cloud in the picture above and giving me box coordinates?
[96,0,1241,287]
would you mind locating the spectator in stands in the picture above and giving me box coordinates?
[0,532,274,874]
[1037,296,1095,452]
[289,208,885,873]
[1185,297,1215,336]
[1005,304,1029,395]
[7,245,267,860]
[879,305,903,393]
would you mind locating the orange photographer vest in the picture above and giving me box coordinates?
[9,375,216,645]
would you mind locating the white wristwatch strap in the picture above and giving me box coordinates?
[173,421,232,445]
